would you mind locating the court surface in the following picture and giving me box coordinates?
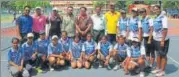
[1,19,179,77]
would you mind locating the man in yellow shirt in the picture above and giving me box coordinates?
[104,4,120,44]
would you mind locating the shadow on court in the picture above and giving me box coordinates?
[165,64,178,75]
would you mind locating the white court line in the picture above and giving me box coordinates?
[170,39,179,40]
[168,55,179,66]
[0,60,8,62]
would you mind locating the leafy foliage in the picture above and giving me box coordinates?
[93,0,105,8]
[1,1,51,11]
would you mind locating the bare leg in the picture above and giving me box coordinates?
[156,56,161,69]
[161,56,167,71]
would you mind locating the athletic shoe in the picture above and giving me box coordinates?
[50,67,54,71]
[151,68,161,74]
[99,64,103,68]
[156,71,165,77]
[140,72,145,77]
[113,65,119,71]
[35,67,43,73]
[49,66,54,71]
[125,72,129,75]
[107,65,112,70]
[144,66,152,73]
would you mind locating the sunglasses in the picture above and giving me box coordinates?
[121,12,126,14]
[25,9,30,11]
[132,11,138,13]
[12,42,18,44]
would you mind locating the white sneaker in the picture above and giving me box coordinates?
[140,72,145,77]
[149,64,153,68]
[49,66,54,71]
[151,68,161,74]
[107,65,112,70]
[156,71,165,77]
[113,65,119,71]
[50,68,54,71]
[99,64,103,68]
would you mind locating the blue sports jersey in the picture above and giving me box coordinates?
[21,42,37,61]
[141,17,150,33]
[100,41,111,57]
[128,17,140,32]
[118,17,128,31]
[48,42,63,56]
[153,15,163,32]
[35,39,49,55]
[70,41,83,58]
[16,15,33,33]
[84,40,96,56]
[130,46,141,58]
[8,47,23,66]
[116,43,128,58]
[59,38,72,52]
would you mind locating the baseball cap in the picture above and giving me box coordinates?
[131,37,139,42]
[52,35,58,40]
[52,7,59,11]
[132,8,138,12]
[27,33,34,38]
[120,9,126,14]
[35,7,41,10]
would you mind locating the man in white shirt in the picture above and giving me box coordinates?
[91,6,105,43]
[151,5,170,77]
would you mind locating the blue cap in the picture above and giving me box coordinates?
[39,31,45,35]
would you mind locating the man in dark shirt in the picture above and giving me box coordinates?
[75,7,93,42]
[48,7,63,38]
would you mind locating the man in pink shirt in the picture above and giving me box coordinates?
[32,7,47,40]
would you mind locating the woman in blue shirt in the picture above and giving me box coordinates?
[97,36,113,69]
[48,35,64,71]
[83,33,97,69]
[126,8,142,46]
[117,10,128,38]
[35,31,49,70]
[126,38,145,77]
[70,36,83,69]
[113,35,128,71]
[21,33,38,73]
[8,38,29,77]
[59,31,72,62]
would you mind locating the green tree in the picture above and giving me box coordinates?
[144,0,157,5]
[125,0,134,10]
[116,0,126,10]
[1,1,51,12]
[93,0,105,8]
[163,0,179,9]
[115,0,134,10]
